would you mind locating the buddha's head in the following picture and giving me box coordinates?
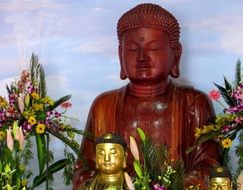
[210,166,232,190]
[95,133,127,175]
[117,3,182,83]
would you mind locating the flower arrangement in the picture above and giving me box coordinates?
[125,128,185,190]
[187,60,243,183]
[0,54,83,189]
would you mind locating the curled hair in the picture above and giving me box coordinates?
[95,133,127,150]
[117,3,180,50]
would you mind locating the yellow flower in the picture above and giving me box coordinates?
[221,138,232,148]
[48,99,54,106]
[0,96,7,108]
[21,179,28,186]
[36,123,46,134]
[31,92,40,100]
[33,103,44,111]
[23,109,36,119]
[0,131,6,141]
[202,125,213,134]
[28,116,37,125]
[195,127,203,139]
[41,96,54,106]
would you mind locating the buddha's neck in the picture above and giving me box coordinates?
[99,171,123,184]
[128,80,170,98]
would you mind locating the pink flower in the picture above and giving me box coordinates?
[208,90,221,100]
[6,129,14,151]
[153,183,167,190]
[60,102,72,109]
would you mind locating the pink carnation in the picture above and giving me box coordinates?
[208,90,221,100]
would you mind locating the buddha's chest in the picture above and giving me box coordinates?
[122,96,171,145]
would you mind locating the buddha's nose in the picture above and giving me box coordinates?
[136,49,151,63]
[104,153,110,161]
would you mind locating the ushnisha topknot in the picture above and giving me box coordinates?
[117,3,180,50]
[209,167,232,180]
[95,133,127,150]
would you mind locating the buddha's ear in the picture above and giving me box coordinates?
[123,152,128,168]
[170,42,182,78]
[119,45,127,80]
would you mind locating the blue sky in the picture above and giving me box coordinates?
[0,0,243,188]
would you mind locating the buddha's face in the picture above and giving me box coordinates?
[119,28,181,84]
[210,177,231,190]
[96,143,126,175]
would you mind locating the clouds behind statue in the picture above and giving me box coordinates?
[73,3,220,190]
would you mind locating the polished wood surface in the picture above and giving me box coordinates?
[73,3,220,190]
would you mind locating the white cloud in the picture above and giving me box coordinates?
[0,77,18,97]
[187,13,243,55]
[46,75,70,97]
[71,35,118,57]
[0,0,65,12]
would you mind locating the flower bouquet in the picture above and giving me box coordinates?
[0,54,83,189]
[125,128,185,190]
[187,60,243,184]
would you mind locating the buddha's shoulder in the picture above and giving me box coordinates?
[92,87,124,105]
[173,83,207,96]
[172,83,209,100]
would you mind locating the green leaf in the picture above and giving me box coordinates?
[36,134,46,174]
[12,121,19,140]
[32,159,68,188]
[133,161,142,178]
[137,127,146,142]
[223,76,232,93]
[234,59,241,87]
[214,82,236,106]
[186,131,220,154]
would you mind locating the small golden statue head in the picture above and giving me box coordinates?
[210,166,232,190]
[95,133,127,175]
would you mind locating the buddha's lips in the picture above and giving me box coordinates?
[136,66,151,71]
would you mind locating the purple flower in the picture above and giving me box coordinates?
[153,183,167,190]
[222,125,231,133]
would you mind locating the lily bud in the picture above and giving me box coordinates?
[6,129,14,151]
[17,127,25,150]
[18,95,25,114]
[130,136,139,161]
[24,94,30,108]
[124,172,135,190]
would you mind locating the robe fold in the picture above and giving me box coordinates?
[73,83,220,190]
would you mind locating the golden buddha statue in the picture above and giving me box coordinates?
[209,167,232,190]
[73,3,220,190]
[80,133,129,190]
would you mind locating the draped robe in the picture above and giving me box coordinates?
[73,82,220,190]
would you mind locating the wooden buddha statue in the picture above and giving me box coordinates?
[73,3,220,189]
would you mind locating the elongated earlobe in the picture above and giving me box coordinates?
[120,68,127,80]
[170,65,180,78]
[170,43,182,78]
[119,45,127,80]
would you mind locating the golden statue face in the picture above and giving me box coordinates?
[96,143,126,175]
[210,177,231,190]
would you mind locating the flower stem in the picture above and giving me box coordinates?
[45,134,50,190]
